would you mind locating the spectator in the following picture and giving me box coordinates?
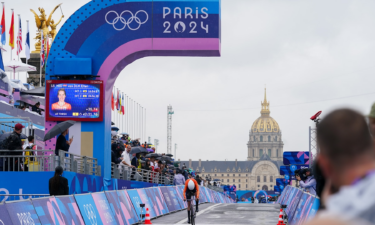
[111,141,124,165]
[307,109,375,225]
[32,102,42,115]
[121,145,133,168]
[4,123,24,171]
[182,166,189,180]
[55,129,73,156]
[23,136,36,172]
[173,169,185,185]
[297,168,316,195]
[131,153,138,180]
[368,103,375,135]
[195,175,202,186]
[49,166,69,196]
[20,105,26,111]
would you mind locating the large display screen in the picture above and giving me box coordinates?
[46,80,103,121]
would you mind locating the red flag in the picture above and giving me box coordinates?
[111,90,114,111]
[1,5,6,45]
[9,10,14,49]
[46,37,50,61]
[117,90,120,110]
[121,93,125,115]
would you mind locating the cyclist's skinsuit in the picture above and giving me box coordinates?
[183,178,200,200]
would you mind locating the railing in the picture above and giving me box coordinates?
[0,194,50,203]
[0,150,55,171]
[111,163,174,185]
[207,185,224,192]
[58,150,101,176]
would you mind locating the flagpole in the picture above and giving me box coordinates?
[26,20,28,65]
[17,14,20,80]
[10,9,13,62]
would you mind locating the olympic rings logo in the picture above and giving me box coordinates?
[105,10,149,31]
[83,204,97,225]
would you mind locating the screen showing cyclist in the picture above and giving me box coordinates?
[183,172,200,224]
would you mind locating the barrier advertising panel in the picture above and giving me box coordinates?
[55,196,85,225]
[284,188,298,207]
[289,193,314,225]
[159,186,182,212]
[104,191,129,225]
[174,186,187,208]
[144,188,169,216]
[32,197,66,225]
[116,190,139,224]
[74,193,103,225]
[0,204,13,225]
[168,186,185,209]
[197,186,208,203]
[281,186,293,204]
[91,192,117,225]
[285,189,303,217]
[202,187,212,202]
[5,200,42,225]
[126,189,156,219]
[307,198,320,221]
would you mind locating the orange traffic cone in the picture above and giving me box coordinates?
[276,209,285,225]
[144,208,152,224]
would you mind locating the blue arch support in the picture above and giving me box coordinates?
[45,0,221,186]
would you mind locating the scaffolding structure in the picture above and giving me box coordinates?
[167,105,174,154]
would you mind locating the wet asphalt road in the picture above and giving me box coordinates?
[151,203,281,225]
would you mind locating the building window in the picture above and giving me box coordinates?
[275,136,277,141]
[268,149,271,156]
[227,179,229,182]
[276,149,279,157]
[233,179,235,182]
[227,174,229,177]
[246,184,248,188]
[260,136,263,142]
[239,184,241,188]
[258,185,260,187]
[252,149,255,157]
[270,176,273,182]
[259,149,263,157]
[268,136,271,142]
[239,179,241,182]
[222,174,223,177]
[233,174,235,177]
[246,174,248,177]
[264,176,267,182]
[222,179,224,182]
[257,176,260,182]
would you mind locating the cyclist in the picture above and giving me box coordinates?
[183,172,200,224]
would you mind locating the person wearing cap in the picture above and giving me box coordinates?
[4,123,24,171]
[368,103,375,135]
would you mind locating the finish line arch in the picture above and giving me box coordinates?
[45,0,221,180]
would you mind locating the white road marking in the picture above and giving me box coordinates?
[175,203,222,224]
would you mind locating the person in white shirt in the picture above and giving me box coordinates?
[121,145,134,168]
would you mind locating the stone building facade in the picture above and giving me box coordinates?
[180,89,284,191]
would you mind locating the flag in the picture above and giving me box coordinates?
[17,15,22,55]
[0,5,5,45]
[40,32,45,68]
[45,37,50,62]
[122,93,125,115]
[117,90,120,111]
[118,92,122,114]
[0,48,4,71]
[25,20,30,60]
[9,10,14,49]
[111,90,114,111]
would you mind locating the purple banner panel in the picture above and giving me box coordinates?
[126,189,157,219]
[285,189,303,217]
[0,204,13,225]
[74,193,103,225]
[55,196,85,225]
[116,190,139,225]
[91,192,117,225]
[167,186,185,208]
[105,191,129,225]
[196,186,207,203]
[290,193,315,225]
[202,187,212,202]
[281,186,294,205]
[32,197,66,225]
[5,200,42,225]
[145,188,169,216]
[159,186,181,212]
[174,186,187,209]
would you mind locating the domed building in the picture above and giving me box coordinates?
[179,89,284,191]
[247,89,284,161]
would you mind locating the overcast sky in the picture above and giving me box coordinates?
[4,0,375,161]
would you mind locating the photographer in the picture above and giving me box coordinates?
[296,168,316,195]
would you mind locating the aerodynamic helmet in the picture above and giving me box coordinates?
[188,180,195,191]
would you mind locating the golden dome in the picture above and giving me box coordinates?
[251,88,280,133]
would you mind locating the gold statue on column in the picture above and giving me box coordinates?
[30,4,64,53]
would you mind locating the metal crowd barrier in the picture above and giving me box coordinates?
[58,150,101,176]
[111,163,174,185]
[0,194,49,203]
[0,150,55,172]
[0,117,33,137]
[207,185,224,192]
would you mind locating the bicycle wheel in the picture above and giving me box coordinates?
[190,204,195,225]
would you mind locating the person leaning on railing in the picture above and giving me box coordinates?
[4,123,24,171]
